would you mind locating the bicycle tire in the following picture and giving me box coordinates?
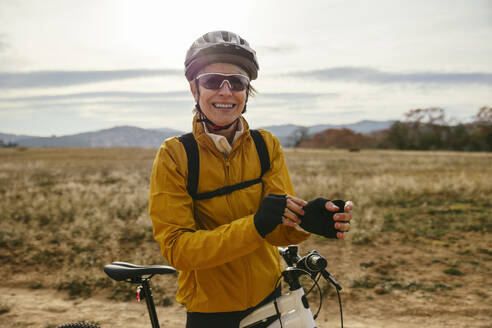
[56,322,101,328]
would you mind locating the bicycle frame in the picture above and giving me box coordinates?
[239,246,343,328]
[239,287,315,328]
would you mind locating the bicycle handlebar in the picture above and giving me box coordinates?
[279,246,342,291]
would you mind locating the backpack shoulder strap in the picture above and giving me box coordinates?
[178,133,199,199]
[178,130,271,200]
[250,129,270,177]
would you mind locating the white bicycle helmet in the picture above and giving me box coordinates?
[185,31,259,81]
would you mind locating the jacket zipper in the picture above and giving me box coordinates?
[224,155,253,306]
[224,158,233,212]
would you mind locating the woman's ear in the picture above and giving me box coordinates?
[189,81,199,102]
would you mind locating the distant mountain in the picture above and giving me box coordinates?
[152,127,186,135]
[258,124,303,137]
[259,120,395,147]
[15,126,184,148]
[308,120,396,135]
[0,133,38,144]
[1,120,394,148]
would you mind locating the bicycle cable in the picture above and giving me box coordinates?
[303,272,323,320]
[277,255,344,328]
[305,272,321,295]
[272,275,284,328]
[336,287,343,328]
[305,271,344,328]
[287,268,324,322]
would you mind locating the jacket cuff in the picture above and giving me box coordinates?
[249,214,268,241]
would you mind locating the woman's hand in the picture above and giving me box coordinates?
[278,195,354,240]
[281,195,307,227]
[326,200,354,239]
[298,198,354,239]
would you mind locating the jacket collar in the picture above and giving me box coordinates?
[192,113,251,156]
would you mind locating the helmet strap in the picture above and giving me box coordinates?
[242,85,249,114]
[196,109,239,131]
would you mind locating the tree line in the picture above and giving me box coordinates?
[295,107,492,151]
[0,141,18,148]
[379,107,491,151]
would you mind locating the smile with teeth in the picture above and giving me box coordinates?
[213,103,235,109]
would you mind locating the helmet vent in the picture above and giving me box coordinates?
[221,31,230,42]
[185,30,259,81]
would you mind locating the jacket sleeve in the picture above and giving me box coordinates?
[149,139,264,271]
[260,131,310,246]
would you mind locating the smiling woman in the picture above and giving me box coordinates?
[147,30,354,328]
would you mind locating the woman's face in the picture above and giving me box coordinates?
[190,63,248,127]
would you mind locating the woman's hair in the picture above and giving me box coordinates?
[248,84,258,98]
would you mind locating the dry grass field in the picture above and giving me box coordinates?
[0,147,491,328]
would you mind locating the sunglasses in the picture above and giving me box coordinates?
[195,73,250,91]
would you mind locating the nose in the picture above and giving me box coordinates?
[218,80,233,95]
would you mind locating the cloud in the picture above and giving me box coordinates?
[0,69,183,89]
[256,92,337,100]
[0,90,194,118]
[0,90,338,122]
[288,67,492,86]
[249,92,339,112]
[252,91,337,104]
[0,34,7,52]
[1,90,335,107]
[1,90,190,102]
[0,98,193,113]
[258,44,299,54]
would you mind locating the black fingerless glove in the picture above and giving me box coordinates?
[254,194,286,238]
[300,198,346,239]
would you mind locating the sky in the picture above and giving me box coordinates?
[1,0,491,136]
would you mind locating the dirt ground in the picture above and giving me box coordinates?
[1,231,490,328]
[1,235,491,328]
[0,234,492,328]
[0,284,489,328]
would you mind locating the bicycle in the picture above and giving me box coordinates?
[57,245,344,328]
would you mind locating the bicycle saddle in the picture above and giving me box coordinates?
[104,262,177,282]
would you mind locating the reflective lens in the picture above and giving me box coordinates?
[196,73,250,91]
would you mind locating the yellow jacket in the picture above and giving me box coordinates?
[149,116,309,312]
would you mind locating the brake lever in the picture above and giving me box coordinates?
[321,269,342,291]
